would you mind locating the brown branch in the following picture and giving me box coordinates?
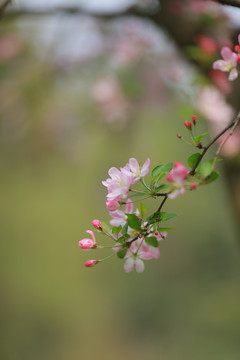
[190,111,240,175]
[218,0,240,8]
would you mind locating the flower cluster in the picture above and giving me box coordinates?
[78,113,224,272]
[213,34,240,81]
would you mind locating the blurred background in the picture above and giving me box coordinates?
[1,1,240,359]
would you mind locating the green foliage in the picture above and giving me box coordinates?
[188,153,201,168]
[117,248,128,259]
[145,236,159,247]
[206,170,220,183]
[101,221,110,233]
[126,214,142,231]
[160,212,177,222]
[194,132,209,144]
[138,203,147,218]
[112,226,122,236]
[151,163,173,180]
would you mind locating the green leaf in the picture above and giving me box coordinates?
[117,248,128,259]
[126,214,142,231]
[112,226,122,236]
[147,211,161,223]
[154,184,169,192]
[122,222,128,235]
[117,234,130,243]
[198,160,213,178]
[160,212,177,222]
[206,170,220,184]
[157,227,176,232]
[188,153,201,168]
[129,192,147,198]
[138,203,146,218]
[101,221,110,234]
[145,236,159,248]
[194,132,209,144]
[151,163,173,180]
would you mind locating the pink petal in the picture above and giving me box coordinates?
[135,258,145,273]
[86,230,95,243]
[213,59,227,71]
[129,158,139,174]
[125,199,133,214]
[221,47,234,61]
[140,158,151,177]
[229,68,238,81]
[124,257,135,272]
[238,34,240,46]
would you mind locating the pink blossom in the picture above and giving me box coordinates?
[106,199,120,211]
[123,158,151,183]
[79,230,96,250]
[92,219,102,230]
[166,162,188,199]
[85,260,99,267]
[195,35,218,55]
[213,47,238,81]
[123,241,153,273]
[110,199,133,227]
[102,167,131,201]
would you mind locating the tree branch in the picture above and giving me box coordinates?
[218,0,240,8]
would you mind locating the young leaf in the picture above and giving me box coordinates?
[126,214,142,231]
[145,236,159,248]
[188,153,201,168]
[138,203,147,218]
[160,212,177,222]
[206,170,220,184]
[117,248,128,259]
[112,226,122,236]
[151,163,173,180]
[194,132,209,144]
[157,227,176,232]
[122,222,129,235]
[198,160,213,178]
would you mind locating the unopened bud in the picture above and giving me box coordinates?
[184,120,192,129]
[192,115,197,125]
[92,219,102,231]
[85,260,99,268]
[190,183,198,191]
[177,133,182,139]
[234,45,240,52]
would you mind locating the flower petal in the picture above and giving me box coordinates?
[129,158,139,174]
[135,258,145,273]
[140,158,151,177]
[213,59,227,71]
[86,230,95,243]
[124,257,135,272]
[229,68,238,81]
[221,46,234,61]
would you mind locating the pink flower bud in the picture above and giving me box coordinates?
[85,260,99,267]
[237,54,240,63]
[184,120,192,129]
[92,219,102,231]
[79,239,95,250]
[234,45,240,52]
[106,199,119,211]
[177,133,182,139]
[190,183,198,191]
[191,115,197,125]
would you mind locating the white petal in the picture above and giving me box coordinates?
[140,158,151,177]
[129,158,139,174]
[124,257,135,272]
[135,258,145,273]
[229,68,238,81]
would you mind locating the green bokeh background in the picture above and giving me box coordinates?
[1,14,240,360]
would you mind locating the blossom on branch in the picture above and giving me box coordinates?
[213,47,238,81]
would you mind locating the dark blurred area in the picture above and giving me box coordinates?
[0,1,240,359]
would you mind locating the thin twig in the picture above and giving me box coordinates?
[189,112,240,175]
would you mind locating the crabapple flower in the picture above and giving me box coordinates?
[85,260,99,267]
[166,162,188,199]
[213,47,238,81]
[123,241,153,273]
[79,230,96,250]
[122,158,150,183]
[110,199,133,227]
[102,167,131,201]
